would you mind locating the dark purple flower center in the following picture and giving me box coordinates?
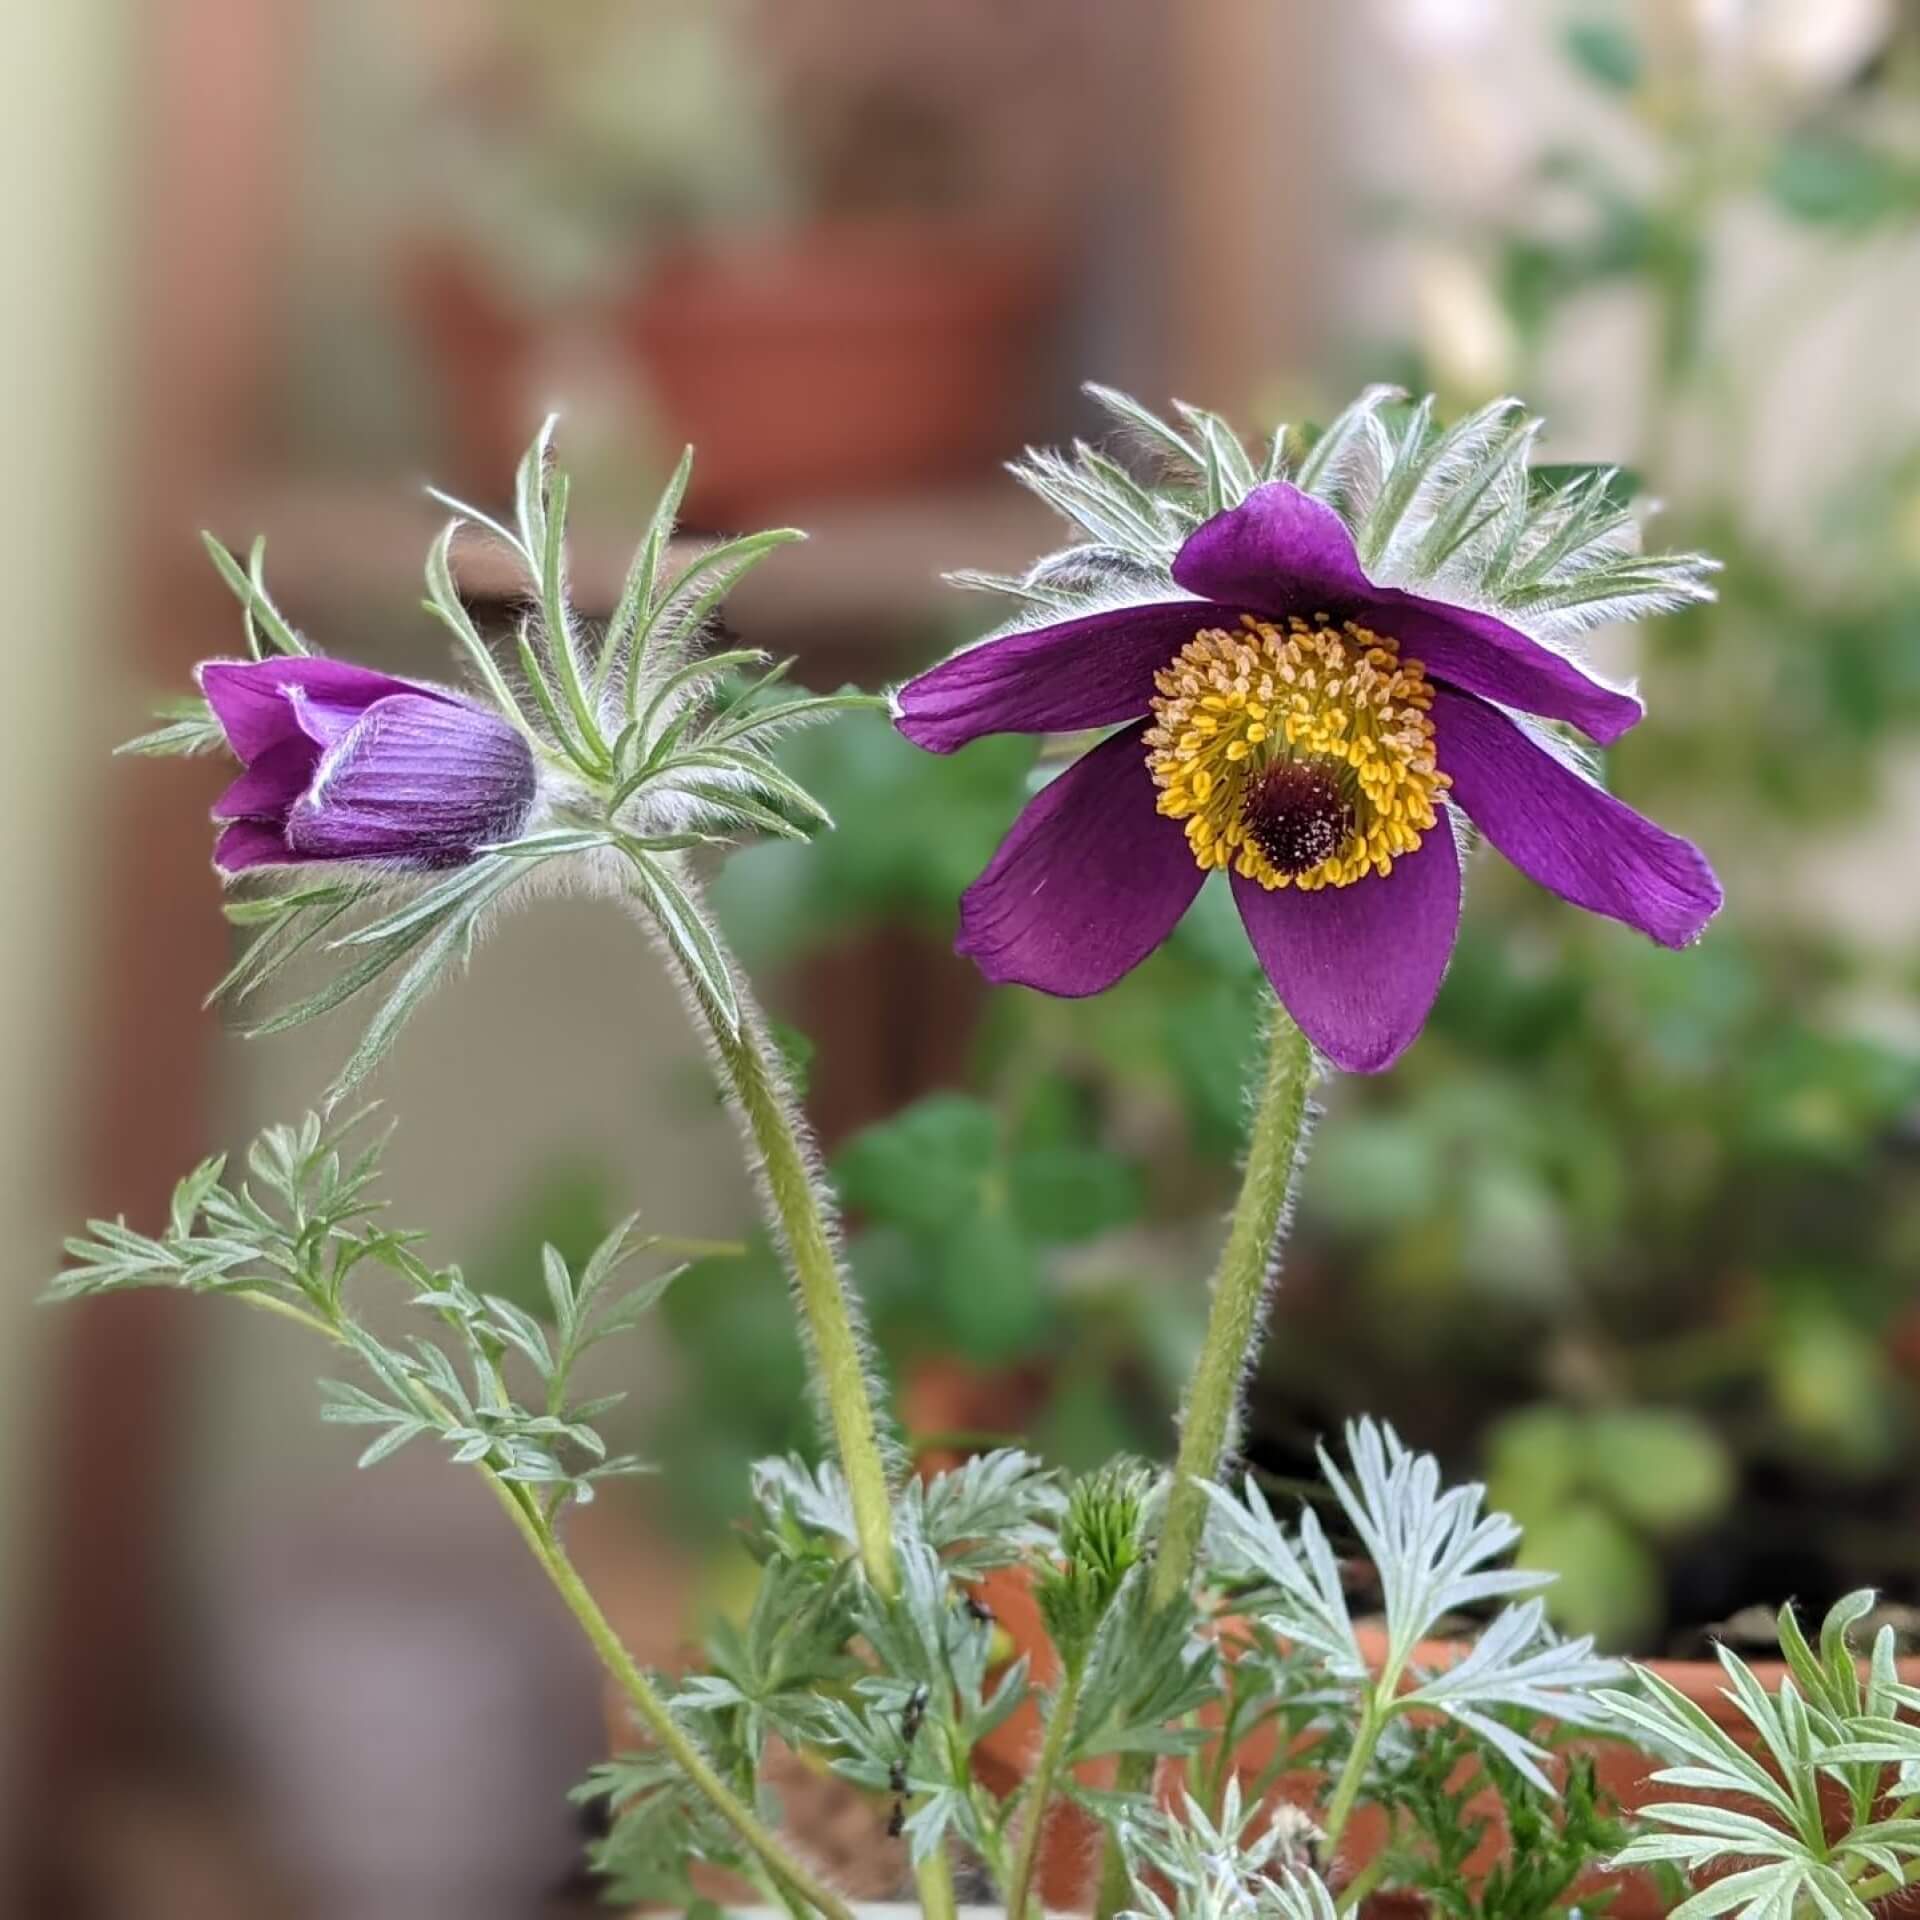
[1240,762,1355,878]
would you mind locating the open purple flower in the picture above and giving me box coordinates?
[896,482,1721,1072]
[200,658,537,874]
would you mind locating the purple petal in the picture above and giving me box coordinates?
[1172,481,1377,609]
[1170,483,1644,744]
[895,602,1208,753]
[212,736,320,822]
[1434,691,1721,949]
[1231,817,1462,1073]
[1354,592,1642,745]
[285,694,536,866]
[956,721,1204,995]
[213,820,294,872]
[199,659,446,761]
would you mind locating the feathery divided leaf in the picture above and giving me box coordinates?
[963,384,1714,651]
[50,1111,683,1510]
[1600,1593,1920,1917]
[1119,1784,1337,1920]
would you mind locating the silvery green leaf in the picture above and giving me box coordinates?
[422,520,529,729]
[901,1448,1064,1571]
[514,616,598,774]
[423,486,525,566]
[483,1294,553,1376]
[1319,1418,1545,1679]
[1069,1569,1218,1762]
[1594,1669,1800,1823]
[212,881,376,1008]
[513,413,558,566]
[642,528,806,666]
[326,858,524,1098]
[201,531,306,657]
[752,1455,860,1548]
[980,383,1714,659]
[1119,1784,1334,1920]
[621,846,741,1036]
[1200,1475,1366,1680]
[1404,1599,1620,1779]
[604,443,692,707]
[330,853,520,949]
[119,698,227,758]
[169,1154,228,1241]
[535,462,604,762]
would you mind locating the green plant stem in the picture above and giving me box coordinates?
[1152,1003,1315,1612]
[1320,1691,1388,1859]
[1851,1858,1920,1905]
[1005,1663,1085,1920]
[694,970,899,1593]
[238,1291,853,1919]
[658,916,960,1920]
[1094,1004,1317,1919]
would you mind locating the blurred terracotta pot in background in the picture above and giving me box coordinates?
[405,219,1060,527]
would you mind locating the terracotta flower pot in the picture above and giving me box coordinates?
[403,218,1059,526]
[617,219,1059,524]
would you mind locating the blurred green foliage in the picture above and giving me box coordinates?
[1335,3,1920,1643]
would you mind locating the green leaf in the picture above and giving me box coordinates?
[606,444,693,709]
[1518,1499,1660,1650]
[1485,1404,1585,1529]
[1770,134,1920,228]
[640,529,806,665]
[513,413,557,565]
[834,1094,999,1234]
[331,855,519,950]
[935,1207,1047,1366]
[200,531,306,656]
[514,619,600,777]
[211,882,377,1008]
[423,520,529,731]
[1528,462,1641,511]
[1586,1407,1733,1538]
[1008,1146,1142,1244]
[620,846,741,1036]
[1083,381,1204,468]
[118,697,225,758]
[537,463,607,765]
[328,861,524,1097]
[1563,17,1642,92]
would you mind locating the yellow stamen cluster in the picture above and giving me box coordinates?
[1143,614,1450,890]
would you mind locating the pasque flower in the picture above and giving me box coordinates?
[200,658,537,873]
[896,482,1720,1072]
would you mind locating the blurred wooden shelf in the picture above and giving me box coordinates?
[207,473,1056,645]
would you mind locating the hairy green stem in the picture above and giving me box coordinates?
[703,992,899,1592]
[1005,1664,1085,1920]
[1154,1005,1315,1605]
[1094,1005,1316,1920]
[657,909,960,1920]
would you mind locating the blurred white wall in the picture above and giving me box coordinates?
[0,0,128,1750]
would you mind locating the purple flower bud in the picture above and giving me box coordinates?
[199,659,537,873]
